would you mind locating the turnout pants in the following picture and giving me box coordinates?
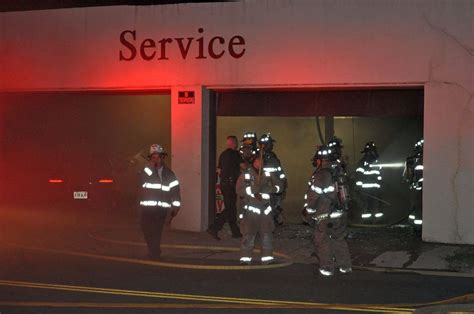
[361,189,383,218]
[410,190,423,217]
[240,212,275,259]
[140,208,168,257]
[313,216,351,272]
[271,194,284,221]
[212,181,240,236]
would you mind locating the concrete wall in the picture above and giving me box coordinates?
[424,84,473,244]
[0,0,472,243]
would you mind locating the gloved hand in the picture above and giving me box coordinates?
[171,207,180,218]
[237,212,245,224]
[251,182,262,195]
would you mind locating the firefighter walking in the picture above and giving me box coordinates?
[237,153,282,265]
[304,145,352,276]
[139,144,181,260]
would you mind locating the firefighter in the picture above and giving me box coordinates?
[327,137,351,211]
[404,139,424,230]
[237,153,282,265]
[239,132,258,165]
[139,144,181,260]
[258,133,287,225]
[328,137,346,170]
[304,145,352,276]
[236,132,259,223]
[355,141,384,223]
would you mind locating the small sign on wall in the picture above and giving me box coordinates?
[178,91,195,104]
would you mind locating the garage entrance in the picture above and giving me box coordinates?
[213,88,424,225]
[0,92,171,211]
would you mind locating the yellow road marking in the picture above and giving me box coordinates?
[2,241,292,270]
[380,293,474,308]
[0,301,410,311]
[0,279,413,312]
[88,232,291,259]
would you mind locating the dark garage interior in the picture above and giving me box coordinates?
[215,89,424,225]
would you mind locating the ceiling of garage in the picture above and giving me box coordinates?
[217,89,424,117]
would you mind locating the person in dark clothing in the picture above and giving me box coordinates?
[208,136,245,240]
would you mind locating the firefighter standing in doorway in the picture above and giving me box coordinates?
[237,151,282,265]
[236,132,259,224]
[328,137,346,172]
[304,145,352,276]
[139,144,181,260]
[239,132,259,166]
[404,139,424,230]
[327,137,351,212]
[258,133,287,225]
[356,141,384,223]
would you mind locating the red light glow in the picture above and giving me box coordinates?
[98,179,114,183]
[48,179,64,183]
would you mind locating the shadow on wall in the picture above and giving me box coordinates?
[217,116,423,223]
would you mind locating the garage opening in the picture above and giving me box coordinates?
[0,92,171,212]
[213,89,424,226]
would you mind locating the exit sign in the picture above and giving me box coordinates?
[178,91,195,104]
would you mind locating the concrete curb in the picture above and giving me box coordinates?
[354,265,474,278]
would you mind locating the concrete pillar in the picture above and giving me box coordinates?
[423,83,474,244]
[170,86,210,232]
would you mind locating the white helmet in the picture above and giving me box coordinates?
[149,144,167,156]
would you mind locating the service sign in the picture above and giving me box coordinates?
[119,28,246,62]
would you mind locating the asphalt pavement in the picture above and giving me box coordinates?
[0,205,473,313]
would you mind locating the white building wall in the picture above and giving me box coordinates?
[0,0,472,243]
[171,87,210,231]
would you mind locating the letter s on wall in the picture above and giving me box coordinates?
[119,30,137,61]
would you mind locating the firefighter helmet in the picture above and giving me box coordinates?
[313,145,334,161]
[149,144,167,156]
[328,137,343,149]
[414,139,424,155]
[241,132,257,142]
[258,133,275,144]
[361,141,377,153]
[328,137,343,160]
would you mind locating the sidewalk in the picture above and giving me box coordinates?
[270,223,473,274]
